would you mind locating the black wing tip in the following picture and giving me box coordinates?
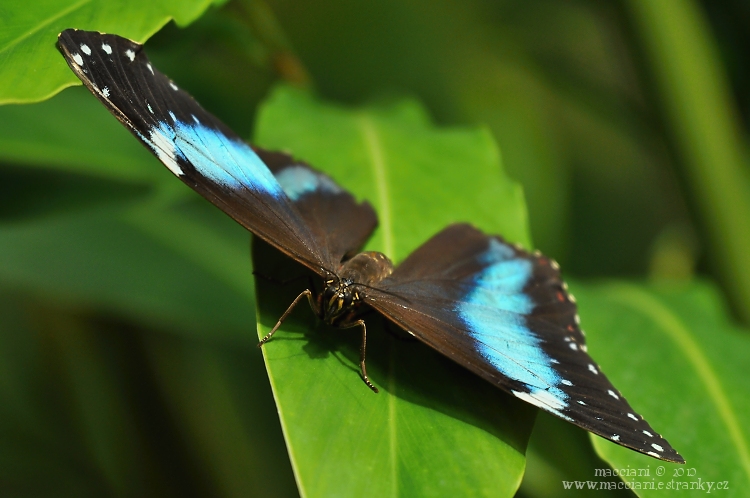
[56,29,142,49]
[58,28,108,39]
[635,448,685,464]
[56,29,74,52]
[57,27,78,39]
[643,446,685,464]
[670,453,686,464]
[57,28,95,44]
[594,425,686,464]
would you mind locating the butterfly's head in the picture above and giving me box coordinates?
[320,276,362,326]
[318,252,393,326]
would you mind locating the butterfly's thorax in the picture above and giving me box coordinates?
[338,251,393,285]
[319,252,393,326]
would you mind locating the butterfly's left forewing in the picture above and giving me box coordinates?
[57,29,340,272]
[365,224,684,463]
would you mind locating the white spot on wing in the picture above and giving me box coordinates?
[643,430,653,437]
[512,389,570,421]
[147,103,153,114]
[147,63,154,74]
[627,413,638,421]
[607,389,619,399]
[575,315,581,325]
[72,53,83,66]
[581,344,588,352]
[612,434,620,441]
[125,49,135,62]
[569,342,578,351]
[80,43,91,55]
[588,364,598,375]
[102,87,110,98]
[102,43,112,54]
[170,82,178,91]
[551,259,560,270]
[647,451,660,458]
[561,379,573,386]
[569,293,577,303]
[651,443,664,452]
[577,400,586,405]
[148,126,183,176]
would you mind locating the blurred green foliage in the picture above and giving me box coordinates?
[1,0,750,496]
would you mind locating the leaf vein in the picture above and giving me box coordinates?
[358,115,393,257]
[357,114,397,493]
[0,0,92,55]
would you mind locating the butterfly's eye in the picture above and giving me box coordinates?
[341,290,354,308]
[322,285,337,304]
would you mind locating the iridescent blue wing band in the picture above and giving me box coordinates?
[366,224,684,463]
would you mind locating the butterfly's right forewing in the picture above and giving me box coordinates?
[365,224,684,463]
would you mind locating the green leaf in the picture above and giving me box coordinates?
[0,0,227,104]
[573,280,750,497]
[252,86,533,497]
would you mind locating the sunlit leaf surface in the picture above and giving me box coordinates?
[575,281,750,497]
[0,0,226,104]
[252,87,533,498]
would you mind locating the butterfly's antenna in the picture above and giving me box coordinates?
[353,283,412,304]
[253,270,315,288]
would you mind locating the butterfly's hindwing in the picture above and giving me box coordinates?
[256,149,378,263]
[365,224,684,463]
[56,29,340,273]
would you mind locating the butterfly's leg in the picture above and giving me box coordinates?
[358,321,379,393]
[257,289,314,347]
[341,319,379,393]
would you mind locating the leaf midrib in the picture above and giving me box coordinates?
[357,114,398,496]
[608,283,750,477]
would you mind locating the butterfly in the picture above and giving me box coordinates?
[57,28,684,464]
